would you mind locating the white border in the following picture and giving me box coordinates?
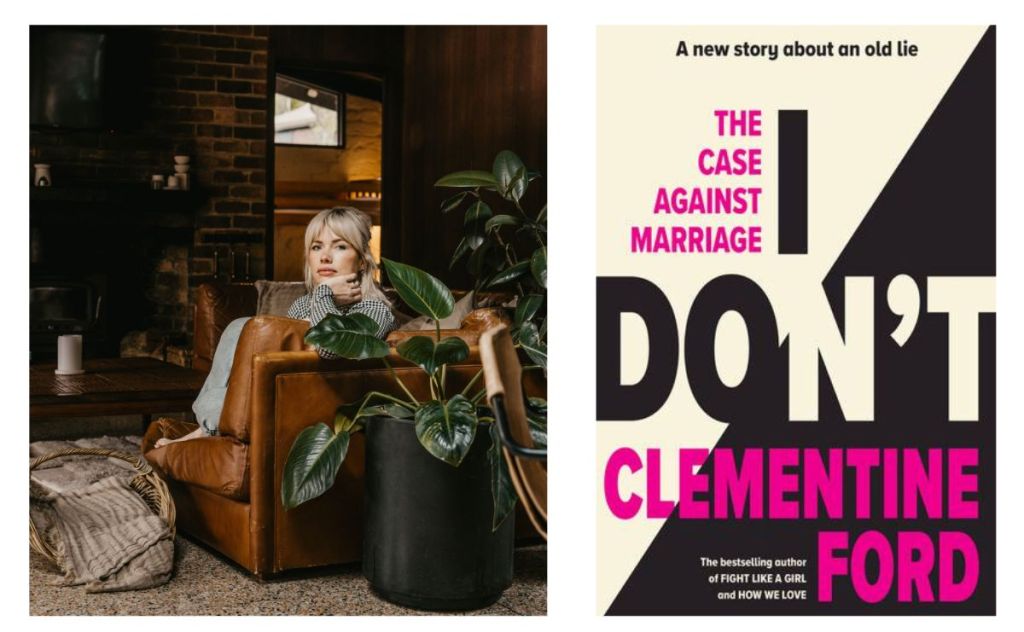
[3,1,1022,629]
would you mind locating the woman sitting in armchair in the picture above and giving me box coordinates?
[156,206,396,447]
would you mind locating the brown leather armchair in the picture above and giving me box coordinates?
[141,283,543,578]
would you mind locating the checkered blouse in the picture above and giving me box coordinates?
[286,283,396,359]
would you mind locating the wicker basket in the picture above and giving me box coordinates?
[29,447,176,565]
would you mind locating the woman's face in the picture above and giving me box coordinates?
[309,225,361,285]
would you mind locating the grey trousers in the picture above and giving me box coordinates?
[192,317,251,436]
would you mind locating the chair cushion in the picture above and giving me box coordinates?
[142,418,250,501]
[399,291,476,331]
[255,280,307,317]
[385,308,512,348]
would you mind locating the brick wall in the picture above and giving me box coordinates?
[30,25,269,341]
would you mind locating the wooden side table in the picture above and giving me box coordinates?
[30,357,207,432]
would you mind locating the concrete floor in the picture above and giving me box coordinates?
[30,534,547,616]
[29,426,546,616]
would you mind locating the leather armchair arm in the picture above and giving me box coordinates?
[385,307,513,349]
[246,349,322,572]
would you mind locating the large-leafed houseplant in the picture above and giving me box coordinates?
[435,149,547,371]
[281,150,547,531]
[280,258,544,531]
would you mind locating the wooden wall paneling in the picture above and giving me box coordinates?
[398,25,547,288]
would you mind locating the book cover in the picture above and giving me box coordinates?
[596,25,995,615]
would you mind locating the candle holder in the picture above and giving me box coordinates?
[55,334,84,375]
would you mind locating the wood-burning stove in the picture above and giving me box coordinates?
[30,274,108,361]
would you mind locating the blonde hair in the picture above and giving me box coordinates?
[303,206,389,304]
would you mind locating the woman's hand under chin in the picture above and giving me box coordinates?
[321,272,363,306]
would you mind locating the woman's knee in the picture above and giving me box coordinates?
[226,316,251,333]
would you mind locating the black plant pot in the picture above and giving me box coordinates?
[362,416,515,611]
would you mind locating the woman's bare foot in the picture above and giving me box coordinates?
[154,427,206,448]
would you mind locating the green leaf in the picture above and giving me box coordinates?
[487,260,530,288]
[434,170,498,189]
[415,394,478,466]
[467,240,492,277]
[450,237,471,269]
[441,191,470,214]
[493,150,527,201]
[434,337,470,366]
[515,294,544,326]
[518,321,547,370]
[508,166,528,202]
[382,258,455,321]
[305,313,390,360]
[489,423,518,530]
[536,204,547,225]
[333,402,364,434]
[485,214,522,233]
[282,424,350,510]
[397,335,469,376]
[530,248,547,288]
[464,200,492,226]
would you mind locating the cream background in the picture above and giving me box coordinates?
[596,25,987,613]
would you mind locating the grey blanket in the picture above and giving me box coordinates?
[33,476,173,593]
[30,436,142,494]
